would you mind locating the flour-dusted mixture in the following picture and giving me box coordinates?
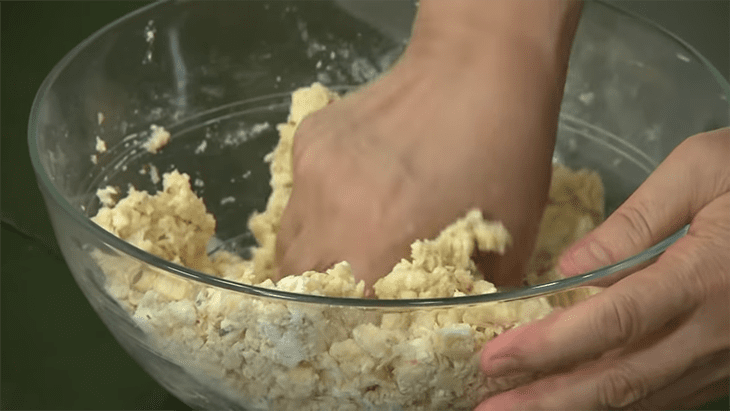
[91,83,604,410]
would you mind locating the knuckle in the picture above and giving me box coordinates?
[598,363,648,408]
[292,116,327,166]
[613,201,655,251]
[679,130,730,195]
[592,292,643,348]
[682,128,730,160]
[292,139,327,180]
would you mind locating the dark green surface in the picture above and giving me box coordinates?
[1,2,728,410]
[2,3,190,410]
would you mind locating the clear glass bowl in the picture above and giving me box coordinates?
[28,1,730,410]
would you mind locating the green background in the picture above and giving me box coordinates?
[1,1,728,410]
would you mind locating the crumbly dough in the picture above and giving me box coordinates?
[91,83,604,410]
[95,136,108,153]
[143,124,171,153]
[95,186,118,208]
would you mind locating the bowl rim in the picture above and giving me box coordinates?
[28,0,729,308]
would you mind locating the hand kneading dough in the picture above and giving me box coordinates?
[246,83,513,298]
[90,83,605,410]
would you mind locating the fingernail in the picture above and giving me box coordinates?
[484,356,519,377]
[491,371,535,390]
[569,241,611,273]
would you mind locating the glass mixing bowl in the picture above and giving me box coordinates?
[29,1,730,410]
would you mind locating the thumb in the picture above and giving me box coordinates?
[558,129,730,277]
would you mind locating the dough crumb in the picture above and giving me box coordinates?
[96,186,119,207]
[195,140,207,154]
[95,136,107,153]
[143,124,171,153]
[149,165,160,185]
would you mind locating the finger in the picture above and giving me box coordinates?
[475,213,541,288]
[477,319,724,410]
[631,351,729,410]
[279,232,322,278]
[275,195,302,269]
[558,129,730,276]
[481,244,698,377]
[475,249,525,288]
[274,190,305,280]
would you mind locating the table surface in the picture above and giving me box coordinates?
[2,2,728,410]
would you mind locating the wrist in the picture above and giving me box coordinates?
[407,0,582,77]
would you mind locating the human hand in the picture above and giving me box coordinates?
[274,46,560,288]
[478,128,730,410]
[275,1,583,289]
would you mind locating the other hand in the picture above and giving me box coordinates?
[478,128,730,410]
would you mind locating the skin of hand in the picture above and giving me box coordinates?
[477,128,730,410]
[275,0,582,288]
